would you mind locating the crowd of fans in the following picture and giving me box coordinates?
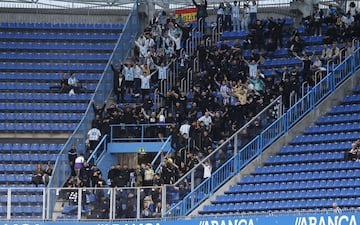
[62,0,360,219]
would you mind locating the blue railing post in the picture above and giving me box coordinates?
[110,125,113,142]
[310,88,315,110]
[258,132,263,153]
[141,124,145,142]
[284,113,289,133]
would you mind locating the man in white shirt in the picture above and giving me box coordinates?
[179,120,191,139]
[87,125,101,153]
[202,160,212,179]
[341,12,354,28]
[198,111,213,130]
[122,63,134,94]
[133,61,143,97]
[68,72,80,95]
[232,1,241,32]
[249,0,257,27]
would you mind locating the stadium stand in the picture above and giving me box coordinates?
[2,0,360,221]
[198,84,360,215]
[0,20,122,219]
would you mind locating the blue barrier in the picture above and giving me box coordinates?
[2,212,359,225]
[110,123,172,142]
[164,42,360,217]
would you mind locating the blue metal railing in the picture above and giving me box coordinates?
[87,134,108,165]
[164,42,360,218]
[109,123,172,142]
[151,135,173,173]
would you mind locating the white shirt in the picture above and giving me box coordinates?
[75,155,85,164]
[168,31,182,51]
[341,15,354,28]
[158,66,168,80]
[249,2,257,13]
[217,7,224,15]
[145,38,155,49]
[232,4,240,18]
[140,74,151,89]
[220,84,230,97]
[248,64,258,78]
[88,128,101,141]
[135,40,148,58]
[133,65,143,79]
[179,124,191,138]
[198,115,212,127]
[203,164,212,178]
[68,76,78,86]
[123,66,134,81]
[243,6,249,18]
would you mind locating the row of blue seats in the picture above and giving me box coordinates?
[0,32,119,41]
[0,52,110,61]
[223,36,323,48]
[215,187,360,203]
[353,84,360,93]
[0,112,83,122]
[0,174,33,183]
[0,194,43,204]
[0,205,43,214]
[279,142,351,154]
[328,104,360,115]
[0,62,105,71]
[0,153,58,163]
[0,42,115,51]
[0,93,92,102]
[201,197,360,213]
[0,123,78,132]
[0,102,87,112]
[0,143,63,152]
[303,122,360,134]
[226,178,360,193]
[0,22,124,30]
[0,164,53,173]
[220,18,294,38]
[261,58,302,68]
[0,186,44,192]
[0,83,97,92]
[0,215,43,220]
[242,169,358,184]
[0,72,101,81]
[266,152,344,164]
[316,113,360,124]
[342,94,360,104]
[290,131,359,144]
[253,161,360,174]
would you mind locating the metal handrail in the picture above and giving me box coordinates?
[87,134,107,165]
[151,135,173,173]
[315,69,323,84]
[327,58,334,75]
[165,38,360,218]
[173,95,283,187]
[110,123,173,142]
[289,90,297,107]
[301,81,309,97]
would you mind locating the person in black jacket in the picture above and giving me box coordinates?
[68,144,78,177]
[192,0,208,32]
[111,60,125,103]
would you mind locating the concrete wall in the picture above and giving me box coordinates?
[191,69,360,216]
[0,8,129,24]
